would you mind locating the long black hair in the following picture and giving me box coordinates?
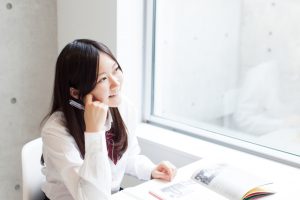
[43,39,128,160]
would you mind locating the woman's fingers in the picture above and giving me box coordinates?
[152,171,170,180]
[152,161,177,181]
[84,93,93,105]
[84,93,108,132]
[159,161,177,176]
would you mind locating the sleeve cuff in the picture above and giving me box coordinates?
[136,155,157,180]
[84,131,107,154]
[145,162,156,180]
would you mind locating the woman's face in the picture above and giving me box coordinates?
[90,52,123,107]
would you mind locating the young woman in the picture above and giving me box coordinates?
[41,39,176,200]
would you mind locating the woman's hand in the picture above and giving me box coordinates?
[151,161,177,181]
[84,94,108,132]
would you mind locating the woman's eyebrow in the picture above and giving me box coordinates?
[97,72,107,77]
[97,62,118,76]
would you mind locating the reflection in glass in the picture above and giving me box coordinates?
[152,0,300,156]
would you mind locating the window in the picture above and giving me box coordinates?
[144,0,300,166]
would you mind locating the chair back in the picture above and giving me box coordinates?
[22,138,45,200]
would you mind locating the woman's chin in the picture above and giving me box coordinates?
[108,95,122,107]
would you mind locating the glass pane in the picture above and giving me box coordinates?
[153,0,300,156]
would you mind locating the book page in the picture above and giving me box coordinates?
[191,161,272,200]
[149,180,227,200]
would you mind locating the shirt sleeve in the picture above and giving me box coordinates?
[120,97,156,180]
[125,135,156,180]
[42,126,112,200]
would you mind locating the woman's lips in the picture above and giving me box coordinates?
[109,93,118,98]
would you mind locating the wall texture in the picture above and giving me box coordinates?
[0,0,57,199]
[240,0,300,72]
[153,0,241,124]
[57,0,117,53]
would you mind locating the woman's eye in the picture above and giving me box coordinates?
[98,77,107,83]
[115,66,120,72]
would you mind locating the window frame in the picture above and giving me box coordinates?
[142,0,300,168]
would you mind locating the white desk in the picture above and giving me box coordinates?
[112,159,300,200]
[258,128,300,155]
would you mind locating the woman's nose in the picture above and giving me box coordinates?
[109,75,120,89]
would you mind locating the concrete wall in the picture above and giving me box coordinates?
[57,0,117,53]
[0,0,57,199]
[240,0,300,73]
[153,0,241,123]
[0,0,117,198]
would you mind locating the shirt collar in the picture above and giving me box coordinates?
[104,110,113,131]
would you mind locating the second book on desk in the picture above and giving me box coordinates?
[149,160,275,200]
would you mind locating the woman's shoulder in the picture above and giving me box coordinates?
[41,111,78,152]
[43,111,66,126]
[41,111,69,137]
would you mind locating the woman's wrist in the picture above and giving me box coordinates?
[85,125,105,133]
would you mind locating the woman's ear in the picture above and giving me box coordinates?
[70,87,79,99]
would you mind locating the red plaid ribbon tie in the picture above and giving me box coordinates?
[105,131,121,164]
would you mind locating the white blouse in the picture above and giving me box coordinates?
[41,97,156,200]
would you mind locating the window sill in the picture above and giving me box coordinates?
[136,123,300,170]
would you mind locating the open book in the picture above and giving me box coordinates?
[149,160,275,200]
